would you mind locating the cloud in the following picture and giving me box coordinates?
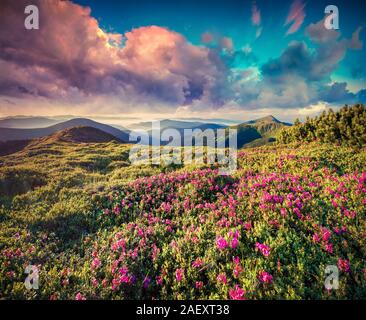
[264,20,363,84]
[349,27,363,50]
[251,20,364,108]
[0,0,231,111]
[319,82,356,103]
[285,0,306,35]
[251,1,262,39]
[242,44,252,54]
[255,27,263,39]
[220,37,234,52]
[251,1,261,26]
[0,1,364,117]
[201,32,214,44]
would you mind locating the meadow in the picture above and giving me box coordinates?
[0,138,365,299]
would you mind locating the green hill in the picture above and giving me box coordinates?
[225,115,290,148]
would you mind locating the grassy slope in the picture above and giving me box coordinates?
[0,141,365,299]
[227,118,289,148]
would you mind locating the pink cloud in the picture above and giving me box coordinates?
[220,37,234,52]
[201,32,214,44]
[349,27,363,50]
[285,0,306,35]
[251,1,261,26]
[0,0,228,108]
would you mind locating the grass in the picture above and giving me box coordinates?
[0,141,365,299]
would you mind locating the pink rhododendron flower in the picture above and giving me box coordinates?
[75,292,86,300]
[175,268,184,282]
[192,258,203,268]
[325,243,333,253]
[258,271,273,284]
[321,228,331,242]
[112,278,120,291]
[312,234,320,243]
[216,236,228,250]
[91,278,98,287]
[229,285,245,300]
[91,257,101,270]
[217,273,227,284]
[195,281,203,289]
[338,259,350,273]
[231,237,239,249]
[255,242,271,257]
[243,222,252,230]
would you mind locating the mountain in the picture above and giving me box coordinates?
[0,116,60,128]
[226,115,291,148]
[0,126,122,157]
[171,118,242,126]
[0,115,290,148]
[128,119,226,145]
[128,119,225,131]
[245,115,281,124]
[125,116,290,147]
[0,118,129,142]
[39,126,123,144]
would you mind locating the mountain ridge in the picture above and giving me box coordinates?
[0,115,291,149]
[0,118,129,142]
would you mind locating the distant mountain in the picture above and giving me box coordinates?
[0,118,129,142]
[0,126,122,157]
[171,118,242,126]
[128,119,226,145]
[0,115,291,148]
[128,116,290,147]
[0,116,60,128]
[225,115,291,148]
[245,115,291,126]
[249,115,291,137]
[40,126,123,144]
[129,119,225,131]
[245,115,281,124]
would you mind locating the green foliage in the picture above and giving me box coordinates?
[277,104,366,146]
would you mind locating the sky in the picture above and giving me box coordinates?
[0,0,365,122]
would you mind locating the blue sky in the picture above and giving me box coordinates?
[75,0,366,85]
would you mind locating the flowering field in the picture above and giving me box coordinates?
[0,142,366,299]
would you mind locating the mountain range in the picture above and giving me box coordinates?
[0,115,291,154]
[0,118,129,142]
[0,116,60,128]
